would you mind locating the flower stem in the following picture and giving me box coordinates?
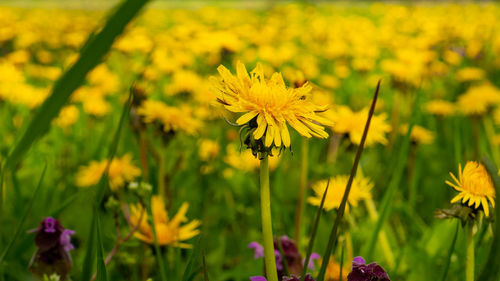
[465,222,475,281]
[294,138,309,243]
[260,155,278,281]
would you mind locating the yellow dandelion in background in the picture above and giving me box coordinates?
[456,67,485,82]
[446,161,496,217]
[198,139,220,162]
[54,105,79,128]
[76,154,141,191]
[129,196,200,248]
[325,259,348,281]
[457,83,500,116]
[325,105,391,146]
[308,174,373,212]
[211,61,333,148]
[137,99,202,135]
[400,124,435,145]
[425,99,456,117]
[224,144,280,173]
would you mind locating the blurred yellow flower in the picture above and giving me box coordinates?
[446,161,496,217]
[130,196,200,248]
[137,99,202,135]
[425,99,456,116]
[224,144,280,172]
[457,83,500,116]
[325,105,391,147]
[198,139,220,161]
[54,105,79,128]
[308,174,373,212]
[211,61,333,148]
[400,124,435,144]
[76,154,141,191]
[456,67,485,82]
[326,259,348,281]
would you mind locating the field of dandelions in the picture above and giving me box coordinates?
[0,1,499,281]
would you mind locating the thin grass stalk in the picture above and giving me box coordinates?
[147,198,168,281]
[316,81,381,281]
[440,221,459,281]
[300,180,330,281]
[260,155,279,281]
[465,222,474,281]
[294,138,309,243]
[363,197,395,268]
[477,156,500,281]
[339,241,345,281]
[482,116,500,166]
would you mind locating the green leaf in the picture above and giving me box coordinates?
[476,156,500,281]
[317,81,381,281]
[0,0,150,205]
[364,84,424,260]
[0,163,47,265]
[300,179,330,281]
[95,212,107,281]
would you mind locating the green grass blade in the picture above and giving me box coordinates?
[339,241,345,281]
[0,0,150,204]
[476,156,500,281]
[0,163,47,264]
[300,179,330,281]
[182,237,203,281]
[317,81,381,281]
[277,238,290,277]
[81,209,97,281]
[202,250,210,281]
[439,221,459,281]
[95,212,108,281]
[364,84,423,260]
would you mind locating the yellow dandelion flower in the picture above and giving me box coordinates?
[425,99,456,117]
[54,105,79,128]
[446,161,496,217]
[137,99,202,135]
[400,124,435,145]
[325,259,348,281]
[457,83,500,116]
[76,154,141,191]
[308,174,373,213]
[211,61,333,148]
[325,105,391,147]
[456,67,485,82]
[198,139,220,161]
[129,196,200,248]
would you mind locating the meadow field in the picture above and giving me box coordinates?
[0,1,499,281]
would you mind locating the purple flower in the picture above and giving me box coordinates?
[303,253,320,270]
[60,229,75,252]
[347,256,390,281]
[29,217,75,280]
[44,217,57,233]
[249,236,315,279]
[250,274,315,281]
[249,242,265,259]
[250,277,267,281]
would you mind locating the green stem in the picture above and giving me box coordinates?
[260,155,278,281]
[363,197,395,268]
[482,116,500,166]
[294,138,309,243]
[465,222,475,281]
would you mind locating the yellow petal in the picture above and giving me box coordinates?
[236,111,259,125]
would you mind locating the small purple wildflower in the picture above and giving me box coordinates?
[44,217,57,233]
[249,236,318,280]
[347,256,390,281]
[29,217,75,280]
[250,277,267,281]
[303,253,320,270]
[249,242,265,259]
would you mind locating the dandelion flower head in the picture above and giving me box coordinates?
[446,161,496,217]
[211,61,333,149]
